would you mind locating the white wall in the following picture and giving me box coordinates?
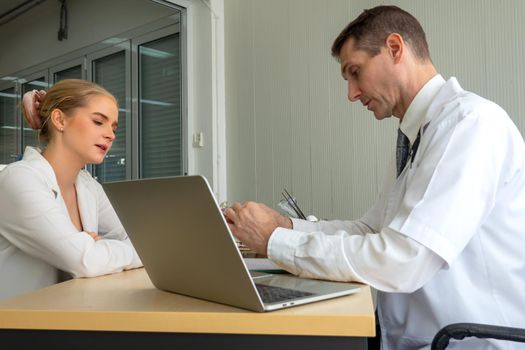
[224,0,525,220]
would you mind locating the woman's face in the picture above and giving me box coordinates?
[61,94,119,165]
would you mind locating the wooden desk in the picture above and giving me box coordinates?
[0,268,374,349]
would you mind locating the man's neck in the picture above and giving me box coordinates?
[395,62,438,120]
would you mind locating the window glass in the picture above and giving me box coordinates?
[21,77,47,150]
[0,87,17,164]
[139,33,182,178]
[54,65,82,82]
[92,51,127,182]
[0,14,184,178]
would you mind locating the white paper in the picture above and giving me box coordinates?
[244,258,283,271]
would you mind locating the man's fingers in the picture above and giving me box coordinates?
[227,222,238,235]
[231,202,243,211]
[224,207,238,223]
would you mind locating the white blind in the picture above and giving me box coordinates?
[139,33,182,178]
[93,51,127,183]
[54,65,82,82]
[21,78,46,150]
[0,87,17,164]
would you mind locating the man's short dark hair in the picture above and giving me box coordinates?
[331,5,430,62]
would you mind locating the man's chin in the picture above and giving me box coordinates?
[374,112,392,121]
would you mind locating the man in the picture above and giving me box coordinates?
[224,5,525,350]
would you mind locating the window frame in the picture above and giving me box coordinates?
[131,23,186,179]
[0,78,19,163]
[0,11,187,183]
[49,57,86,83]
[87,43,132,181]
[17,70,49,153]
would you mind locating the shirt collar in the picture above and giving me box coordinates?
[22,146,60,194]
[399,74,446,145]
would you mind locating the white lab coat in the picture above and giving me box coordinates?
[268,76,525,349]
[0,147,142,300]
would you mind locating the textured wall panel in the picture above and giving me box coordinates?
[225,0,525,220]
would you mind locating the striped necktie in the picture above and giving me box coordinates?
[396,128,421,177]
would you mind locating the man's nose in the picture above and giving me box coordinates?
[348,82,361,102]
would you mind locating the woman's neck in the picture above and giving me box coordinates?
[42,143,84,190]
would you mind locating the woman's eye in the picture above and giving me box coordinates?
[94,120,103,126]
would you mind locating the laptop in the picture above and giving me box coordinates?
[103,175,360,312]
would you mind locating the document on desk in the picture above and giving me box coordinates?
[244,258,286,273]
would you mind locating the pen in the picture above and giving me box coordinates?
[282,189,307,220]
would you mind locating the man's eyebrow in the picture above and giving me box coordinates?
[341,63,348,76]
[341,62,351,78]
[93,112,118,128]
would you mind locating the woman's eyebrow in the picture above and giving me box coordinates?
[92,112,118,128]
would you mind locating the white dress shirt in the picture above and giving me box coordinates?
[268,75,525,349]
[0,147,142,300]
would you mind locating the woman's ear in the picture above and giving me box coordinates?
[49,108,66,132]
[385,33,404,64]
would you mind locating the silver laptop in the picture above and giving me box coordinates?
[103,175,360,312]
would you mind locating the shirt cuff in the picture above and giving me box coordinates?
[267,227,303,273]
[290,218,318,232]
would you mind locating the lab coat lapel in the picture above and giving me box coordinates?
[75,174,98,233]
[426,77,464,124]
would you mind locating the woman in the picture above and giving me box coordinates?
[0,79,142,300]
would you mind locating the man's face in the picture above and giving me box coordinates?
[339,38,399,120]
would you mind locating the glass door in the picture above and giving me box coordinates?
[50,58,84,83]
[133,26,183,179]
[20,72,48,151]
[88,44,131,183]
[0,82,18,164]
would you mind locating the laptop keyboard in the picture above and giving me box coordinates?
[255,284,315,304]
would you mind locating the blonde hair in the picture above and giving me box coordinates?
[22,79,117,145]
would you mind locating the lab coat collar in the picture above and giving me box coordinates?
[22,146,60,196]
[22,146,96,230]
[400,74,446,144]
[425,77,464,124]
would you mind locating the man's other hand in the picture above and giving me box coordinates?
[224,201,292,255]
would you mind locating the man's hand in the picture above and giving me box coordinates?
[224,201,292,255]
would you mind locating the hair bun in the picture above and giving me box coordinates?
[22,89,46,130]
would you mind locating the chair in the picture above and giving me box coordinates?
[431,323,525,350]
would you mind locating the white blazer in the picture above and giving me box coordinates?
[0,147,142,300]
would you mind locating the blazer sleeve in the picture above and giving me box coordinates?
[0,165,141,278]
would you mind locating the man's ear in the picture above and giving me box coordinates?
[385,33,404,64]
[49,108,66,131]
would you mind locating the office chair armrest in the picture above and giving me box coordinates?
[431,322,525,350]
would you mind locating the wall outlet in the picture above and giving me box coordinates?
[193,132,204,148]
